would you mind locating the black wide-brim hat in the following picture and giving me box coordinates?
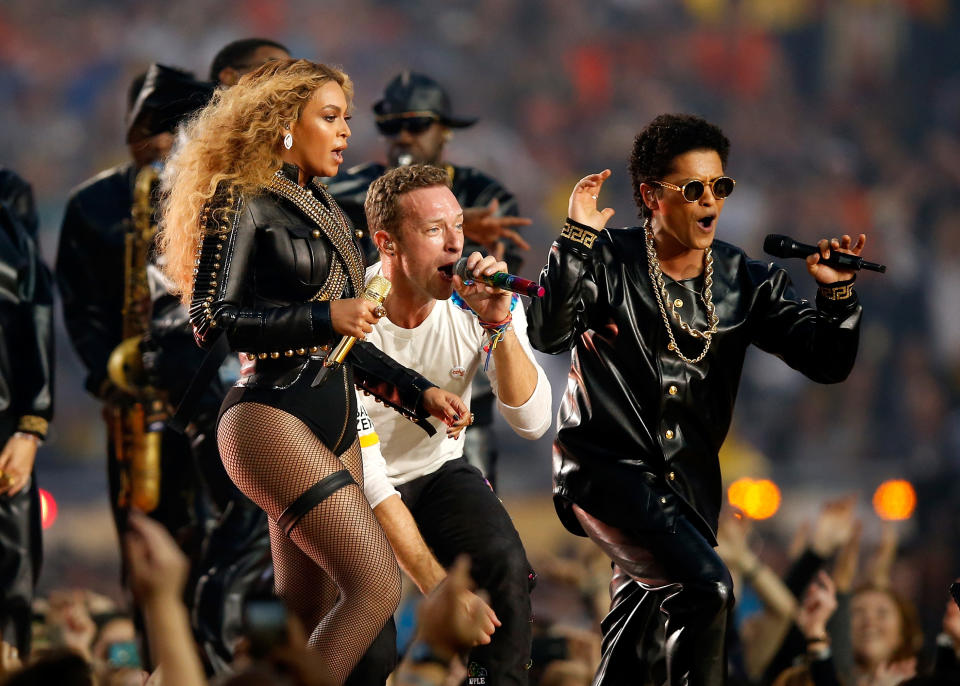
[373,71,477,128]
[126,64,215,142]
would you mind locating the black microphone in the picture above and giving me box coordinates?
[763,234,886,273]
[453,257,545,297]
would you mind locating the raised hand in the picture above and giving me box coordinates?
[810,495,858,558]
[124,511,190,605]
[716,508,754,573]
[568,170,616,231]
[417,555,501,658]
[942,586,960,650]
[797,570,838,640]
[462,199,532,252]
[806,233,867,284]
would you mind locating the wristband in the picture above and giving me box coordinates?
[817,278,856,301]
[16,415,48,439]
[560,218,599,249]
[479,314,513,371]
[13,432,44,447]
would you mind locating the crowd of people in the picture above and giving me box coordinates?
[4,495,959,685]
[0,1,958,685]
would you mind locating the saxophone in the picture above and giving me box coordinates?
[106,164,164,513]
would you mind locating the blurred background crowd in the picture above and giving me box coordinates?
[1,0,958,684]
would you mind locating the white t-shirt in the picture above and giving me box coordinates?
[360,264,552,486]
[356,390,399,509]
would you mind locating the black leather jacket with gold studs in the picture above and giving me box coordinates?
[190,164,437,433]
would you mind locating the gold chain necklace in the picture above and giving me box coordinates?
[645,224,719,364]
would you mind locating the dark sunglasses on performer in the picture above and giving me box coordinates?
[375,114,439,137]
[655,176,736,202]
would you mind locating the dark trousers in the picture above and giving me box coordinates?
[0,464,41,657]
[187,409,273,675]
[398,458,534,685]
[106,412,272,673]
[461,392,498,490]
[574,505,732,686]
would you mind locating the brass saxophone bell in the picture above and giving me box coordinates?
[107,335,146,395]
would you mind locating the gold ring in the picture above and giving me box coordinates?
[1,473,15,487]
[373,304,386,319]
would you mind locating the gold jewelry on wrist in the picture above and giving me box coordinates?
[16,416,48,439]
[818,281,855,301]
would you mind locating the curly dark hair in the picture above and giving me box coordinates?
[629,113,730,221]
[365,164,451,241]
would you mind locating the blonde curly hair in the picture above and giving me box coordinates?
[158,58,353,301]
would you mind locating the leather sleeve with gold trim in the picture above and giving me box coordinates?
[188,190,333,352]
[559,218,601,251]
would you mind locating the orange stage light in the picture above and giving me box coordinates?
[727,477,781,520]
[872,479,916,521]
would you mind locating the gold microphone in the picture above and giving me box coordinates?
[312,275,391,387]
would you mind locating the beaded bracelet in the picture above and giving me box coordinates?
[479,314,513,370]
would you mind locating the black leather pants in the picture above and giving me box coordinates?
[0,468,41,656]
[188,409,273,675]
[574,505,732,686]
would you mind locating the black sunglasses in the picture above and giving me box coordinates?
[376,115,438,137]
[655,176,736,202]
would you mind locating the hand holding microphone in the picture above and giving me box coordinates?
[763,233,884,275]
[312,275,391,387]
[453,255,544,298]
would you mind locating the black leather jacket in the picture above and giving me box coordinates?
[0,170,53,440]
[0,169,54,440]
[527,220,861,543]
[56,163,135,397]
[326,161,525,273]
[190,164,437,432]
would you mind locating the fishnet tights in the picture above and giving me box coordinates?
[218,402,401,685]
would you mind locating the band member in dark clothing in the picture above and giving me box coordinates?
[208,37,289,86]
[327,70,532,488]
[55,64,245,669]
[0,168,53,658]
[527,114,866,685]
